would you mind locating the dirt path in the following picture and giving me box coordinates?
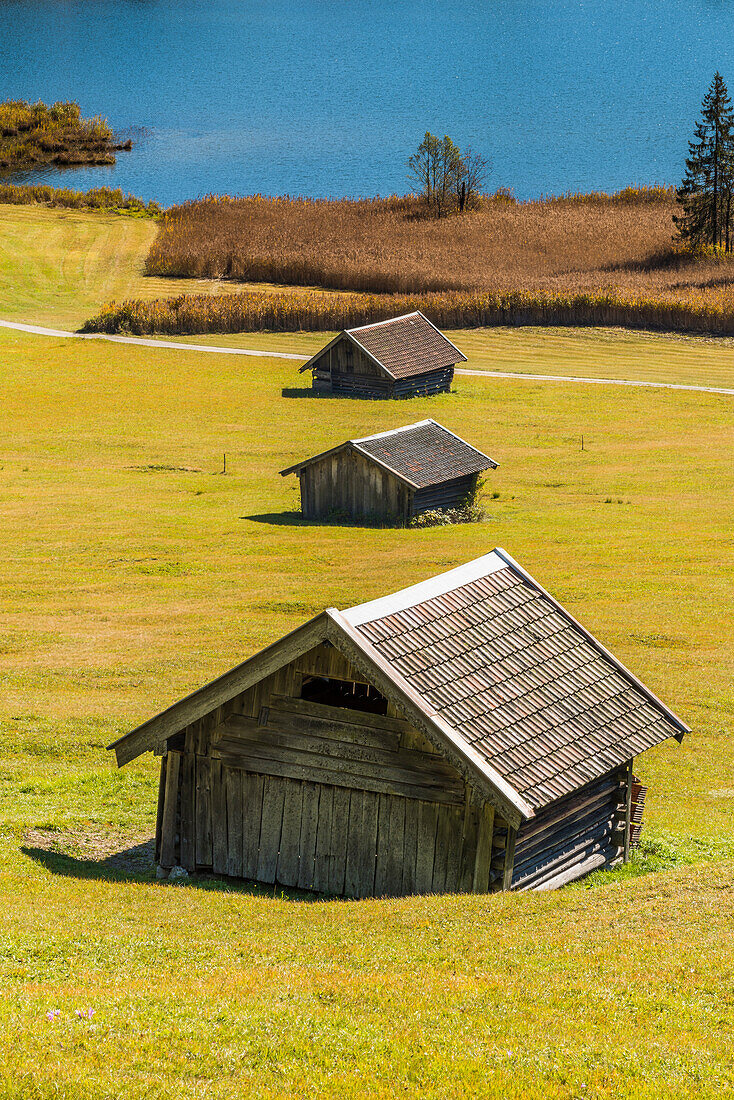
[3,318,734,395]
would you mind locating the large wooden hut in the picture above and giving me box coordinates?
[280,419,498,524]
[299,311,468,398]
[110,549,688,897]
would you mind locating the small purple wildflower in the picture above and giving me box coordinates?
[46,1009,60,1022]
[75,1008,95,1020]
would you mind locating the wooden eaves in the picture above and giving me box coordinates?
[108,609,534,827]
[279,440,422,489]
[297,329,393,378]
[297,311,468,379]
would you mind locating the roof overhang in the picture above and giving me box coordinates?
[108,612,330,767]
[297,312,469,379]
[347,311,469,367]
[491,548,690,738]
[281,419,498,484]
[297,330,395,379]
[108,601,533,825]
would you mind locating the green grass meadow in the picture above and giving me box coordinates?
[1,207,734,1097]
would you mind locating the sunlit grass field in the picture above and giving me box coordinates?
[0,205,318,331]
[1,313,733,1096]
[1,206,733,1097]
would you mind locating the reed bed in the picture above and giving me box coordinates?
[0,100,124,169]
[144,189,717,299]
[0,182,160,215]
[81,286,734,337]
[85,186,734,335]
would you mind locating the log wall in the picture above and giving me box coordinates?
[410,473,477,516]
[511,769,627,891]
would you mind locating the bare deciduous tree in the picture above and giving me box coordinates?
[408,132,489,216]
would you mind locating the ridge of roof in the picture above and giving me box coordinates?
[346,311,468,370]
[281,420,497,484]
[352,418,435,444]
[325,607,534,824]
[344,547,689,737]
[342,550,508,626]
[345,311,423,333]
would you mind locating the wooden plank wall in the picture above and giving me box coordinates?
[300,450,409,523]
[156,641,513,897]
[161,753,499,898]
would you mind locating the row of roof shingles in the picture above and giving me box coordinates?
[353,316,461,380]
[357,567,674,810]
[358,425,489,488]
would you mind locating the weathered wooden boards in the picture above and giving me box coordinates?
[511,770,626,891]
[299,448,408,523]
[156,641,516,896]
[410,473,477,517]
[158,745,504,898]
[307,336,454,399]
[212,698,465,805]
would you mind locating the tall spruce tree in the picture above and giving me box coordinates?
[675,72,734,250]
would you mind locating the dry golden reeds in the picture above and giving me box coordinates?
[85,187,734,335]
[81,286,734,337]
[143,190,690,295]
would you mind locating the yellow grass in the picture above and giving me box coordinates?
[0,204,345,330]
[1,320,733,1096]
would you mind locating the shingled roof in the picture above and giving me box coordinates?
[341,550,688,811]
[280,420,497,488]
[111,550,688,825]
[299,311,467,381]
[347,312,467,380]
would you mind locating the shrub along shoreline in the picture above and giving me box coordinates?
[0,182,160,216]
[0,99,127,169]
[80,285,734,336]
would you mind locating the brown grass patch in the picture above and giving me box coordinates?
[144,188,734,301]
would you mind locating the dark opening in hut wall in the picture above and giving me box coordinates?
[154,641,518,898]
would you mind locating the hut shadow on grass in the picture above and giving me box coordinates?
[21,843,324,901]
[244,511,310,527]
[281,386,329,399]
[245,512,400,529]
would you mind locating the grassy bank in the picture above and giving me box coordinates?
[0,322,733,1094]
[0,205,233,330]
[0,100,124,169]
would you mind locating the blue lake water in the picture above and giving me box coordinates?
[3,0,734,205]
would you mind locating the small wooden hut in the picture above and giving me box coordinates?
[299,311,468,398]
[280,419,498,524]
[109,549,688,897]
